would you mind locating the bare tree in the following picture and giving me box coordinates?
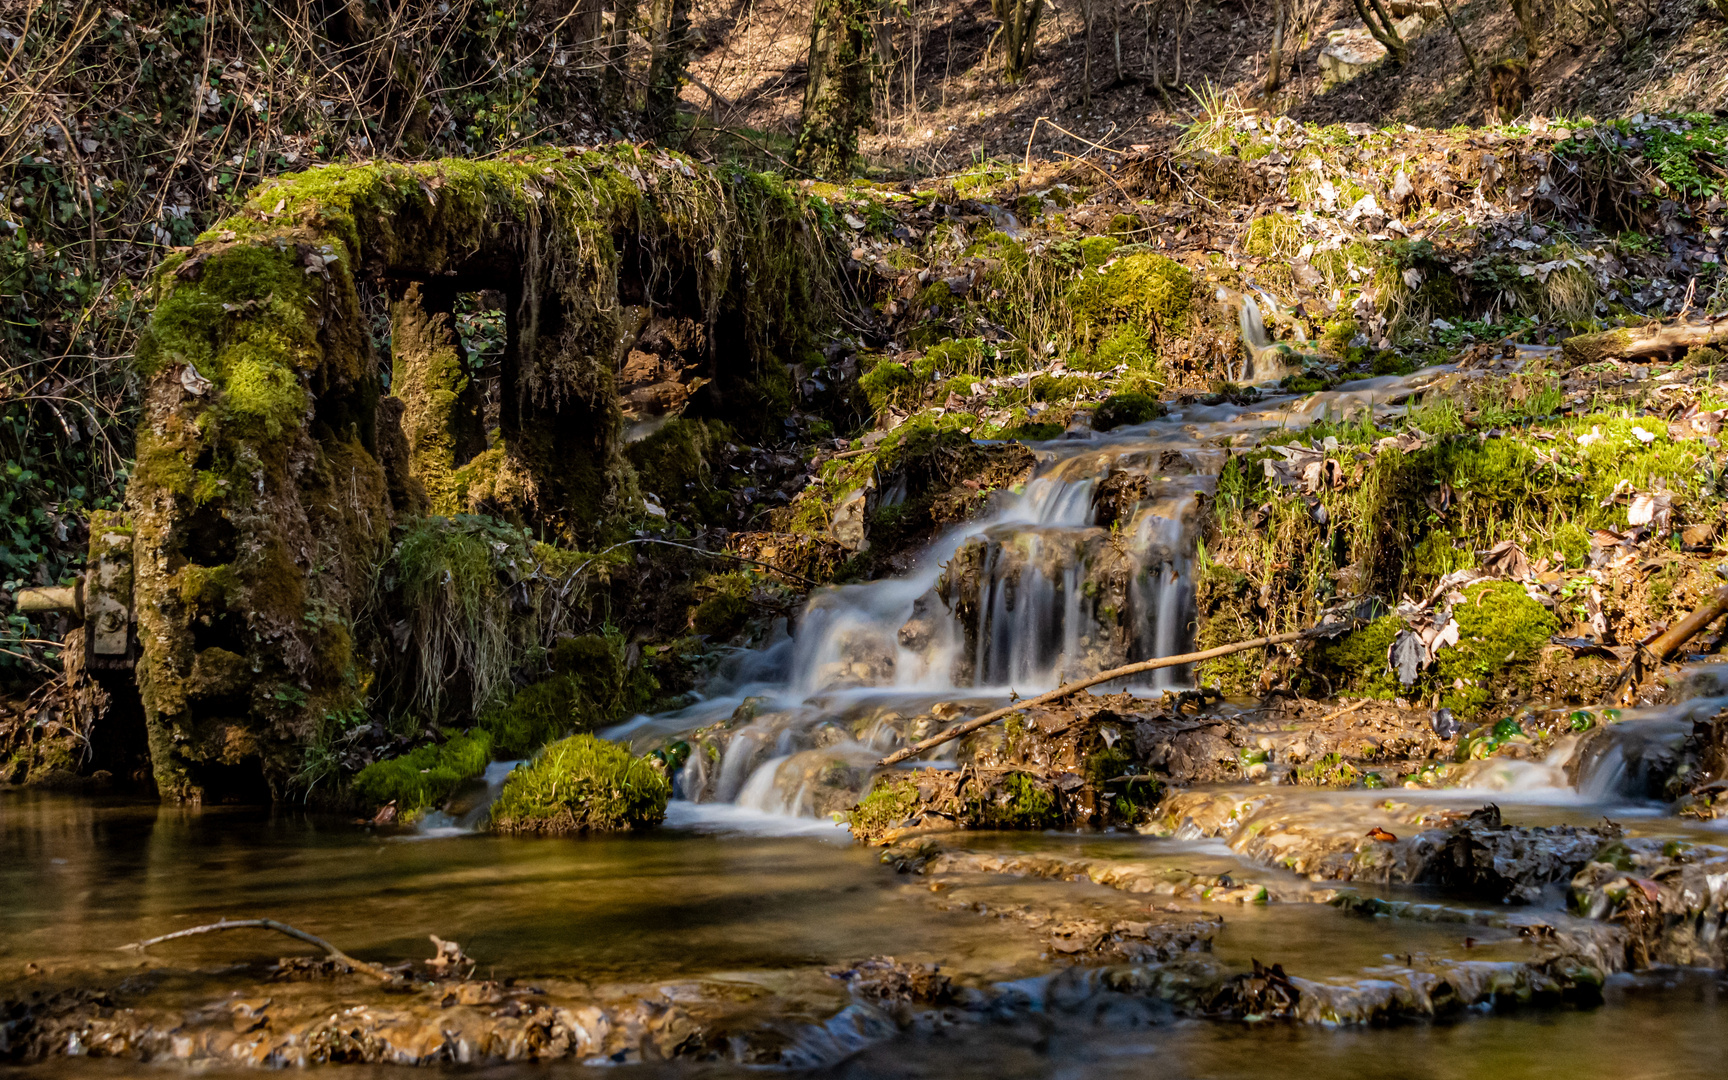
[644,0,695,135]
[1511,0,1542,58]
[1350,0,1408,65]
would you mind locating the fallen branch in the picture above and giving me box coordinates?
[876,628,1322,766]
[119,918,401,984]
[1561,316,1728,367]
[1602,583,1728,704]
[1315,697,1372,725]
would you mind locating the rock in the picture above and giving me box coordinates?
[1158,792,1618,903]
[1569,838,1728,968]
[830,487,870,551]
[1422,805,1619,903]
[1318,15,1426,89]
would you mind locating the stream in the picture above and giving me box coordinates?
[4,370,1726,1075]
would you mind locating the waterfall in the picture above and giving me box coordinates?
[610,370,1469,823]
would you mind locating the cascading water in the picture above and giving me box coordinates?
[610,368,1470,825]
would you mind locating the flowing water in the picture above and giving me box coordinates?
[5,368,1726,1075]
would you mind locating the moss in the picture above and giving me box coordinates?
[1067,252,1193,343]
[626,418,728,522]
[924,336,987,375]
[1087,325,1157,373]
[963,771,1061,830]
[1078,235,1120,267]
[1370,350,1415,376]
[1295,751,1360,788]
[1086,745,1161,822]
[1094,392,1164,430]
[1308,617,1403,699]
[1320,317,1359,358]
[1029,373,1085,402]
[353,730,492,814]
[997,421,1065,441]
[1243,212,1301,259]
[692,591,751,639]
[391,283,480,514]
[1435,581,1558,715]
[476,631,653,755]
[849,776,921,840]
[489,734,669,834]
[859,358,919,411]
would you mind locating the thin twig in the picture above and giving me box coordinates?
[119,918,401,984]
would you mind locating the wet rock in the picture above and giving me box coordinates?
[828,957,956,1007]
[1423,805,1620,904]
[1158,792,1619,903]
[1569,837,1728,969]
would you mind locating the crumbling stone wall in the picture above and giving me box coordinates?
[124,149,837,801]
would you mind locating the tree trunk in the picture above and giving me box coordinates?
[1111,0,1123,84]
[1173,0,1191,87]
[1561,317,1728,367]
[1437,0,1481,88]
[1260,0,1287,96]
[1351,0,1408,65]
[796,0,875,177]
[1511,0,1541,58]
[574,0,606,74]
[644,0,693,135]
[604,0,642,117]
[1082,0,1093,105]
[990,0,1045,81]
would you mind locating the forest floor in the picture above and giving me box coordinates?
[682,0,1728,175]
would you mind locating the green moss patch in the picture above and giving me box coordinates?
[477,633,655,756]
[849,776,921,841]
[489,734,670,834]
[353,730,492,815]
[1067,252,1194,343]
[1094,392,1164,431]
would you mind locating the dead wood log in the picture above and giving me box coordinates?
[1561,317,1728,367]
[876,628,1324,766]
[119,918,401,984]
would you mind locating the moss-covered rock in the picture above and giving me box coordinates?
[126,149,844,802]
[849,776,921,841]
[353,730,492,816]
[476,633,655,755]
[1093,392,1164,431]
[489,734,669,834]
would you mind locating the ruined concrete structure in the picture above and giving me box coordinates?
[118,149,838,801]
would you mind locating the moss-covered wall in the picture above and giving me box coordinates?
[125,148,841,802]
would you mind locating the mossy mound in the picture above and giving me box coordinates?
[126,148,843,802]
[848,767,1070,842]
[625,418,732,525]
[1067,252,1193,343]
[1242,211,1302,259]
[353,731,492,815]
[1306,582,1558,718]
[1093,392,1165,431]
[489,735,669,834]
[849,777,921,841]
